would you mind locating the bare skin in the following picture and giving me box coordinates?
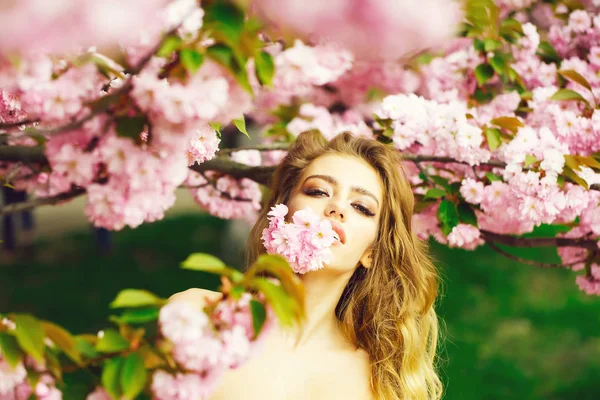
[170,154,383,399]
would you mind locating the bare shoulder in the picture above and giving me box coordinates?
[320,348,373,400]
[168,288,222,308]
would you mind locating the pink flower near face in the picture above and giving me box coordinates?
[159,302,209,344]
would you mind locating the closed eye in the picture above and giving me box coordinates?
[304,188,329,197]
[353,203,376,217]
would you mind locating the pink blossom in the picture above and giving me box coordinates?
[460,178,485,204]
[447,224,484,250]
[187,125,221,166]
[254,0,462,61]
[261,205,336,274]
[172,334,223,373]
[85,387,111,400]
[0,356,27,396]
[220,325,251,369]
[159,302,210,344]
[0,0,167,54]
[152,370,219,400]
[575,264,600,295]
[188,173,262,221]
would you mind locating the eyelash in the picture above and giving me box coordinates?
[304,188,376,217]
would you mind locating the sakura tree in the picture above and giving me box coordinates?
[2,0,600,397]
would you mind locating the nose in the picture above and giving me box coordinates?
[325,199,345,221]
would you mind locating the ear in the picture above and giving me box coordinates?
[360,248,374,269]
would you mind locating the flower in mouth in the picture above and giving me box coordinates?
[261,204,336,274]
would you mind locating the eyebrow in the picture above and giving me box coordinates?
[303,174,380,208]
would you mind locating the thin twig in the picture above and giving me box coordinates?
[486,241,590,268]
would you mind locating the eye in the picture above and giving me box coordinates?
[304,188,329,197]
[353,203,376,217]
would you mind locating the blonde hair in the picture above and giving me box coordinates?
[247,131,444,400]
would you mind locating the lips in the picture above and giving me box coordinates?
[328,220,346,245]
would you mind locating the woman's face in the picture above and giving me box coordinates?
[286,153,383,272]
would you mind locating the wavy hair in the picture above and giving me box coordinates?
[247,131,444,400]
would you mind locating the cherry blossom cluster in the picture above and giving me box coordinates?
[152,293,273,399]
[0,319,62,400]
[186,150,263,222]
[261,204,337,274]
[252,0,462,60]
[374,94,491,166]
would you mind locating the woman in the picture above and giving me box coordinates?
[171,131,444,399]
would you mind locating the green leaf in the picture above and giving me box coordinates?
[558,70,593,93]
[74,336,99,358]
[250,300,267,338]
[485,127,502,150]
[44,350,62,381]
[489,54,508,75]
[102,357,124,400]
[430,175,452,191]
[181,253,227,273]
[157,35,182,58]
[424,188,447,200]
[250,278,297,327]
[233,116,250,139]
[0,333,24,368]
[255,51,275,86]
[115,116,146,141]
[549,89,589,105]
[457,203,478,227]
[120,352,147,400]
[117,307,160,325]
[474,64,495,86]
[209,122,222,137]
[41,321,82,365]
[499,18,523,42]
[473,38,485,52]
[438,200,460,236]
[565,154,600,171]
[204,2,245,43]
[486,172,502,182]
[110,289,164,309]
[206,44,234,66]
[562,166,589,189]
[13,314,45,364]
[180,49,204,75]
[490,116,523,133]
[484,39,502,52]
[524,154,538,167]
[95,329,130,353]
[536,41,561,64]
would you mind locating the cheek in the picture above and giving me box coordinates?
[286,194,324,218]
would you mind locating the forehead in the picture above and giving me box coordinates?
[302,153,383,199]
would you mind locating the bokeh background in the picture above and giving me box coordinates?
[2,191,600,400]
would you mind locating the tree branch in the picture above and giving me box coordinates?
[190,157,275,186]
[486,241,590,268]
[0,145,47,164]
[216,143,290,156]
[481,230,598,250]
[0,119,40,130]
[0,186,86,215]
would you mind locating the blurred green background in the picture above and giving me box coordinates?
[1,211,599,400]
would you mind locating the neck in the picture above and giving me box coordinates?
[280,267,355,351]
